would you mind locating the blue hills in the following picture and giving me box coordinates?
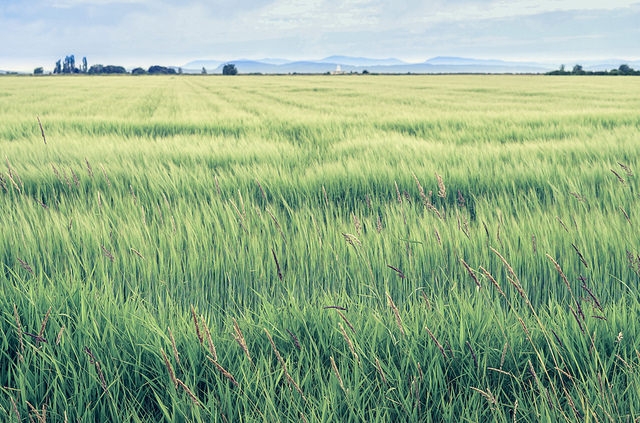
[184,56,559,74]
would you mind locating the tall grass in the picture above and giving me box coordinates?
[1,74,639,421]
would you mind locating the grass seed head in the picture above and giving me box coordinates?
[10,396,20,422]
[233,318,252,364]
[433,226,441,245]
[201,316,217,361]
[619,206,631,224]
[610,168,625,184]
[37,307,52,346]
[71,168,80,188]
[190,305,203,345]
[435,172,446,198]
[342,232,361,249]
[167,327,180,364]
[374,357,387,385]
[26,401,47,423]
[101,245,114,262]
[13,304,24,361]
[457,190,465,207]
[394,181,402,203]
[0,173,7,192]
[265,328,305,399]
[330,356,346,393]
[480,266,505,298]
[208,357,239,387]
[177,379,202,407]
[527,360,540,387]
[618,161,633,176]
[271,248,283,281]
[161,349,178,389]
[386,292,405,336]
[335,309,356,334]
[37,116,47,144]
[471,387,497,406]
[351,212,362,236]
[100,164,111,187]
[56,325,65,346]
[425,325,447,360]
[339,323,359,362]
[255,178,267,203]
[412,173,427,202]
[95,361,108,395]
[460,258,481,290]
[386,264,405,279]
[84,158,93,178]
[286,329,301,351]
[17,257,34,276]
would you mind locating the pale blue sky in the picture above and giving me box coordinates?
[1,0,639,71]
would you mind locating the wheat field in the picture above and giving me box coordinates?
[1,74,639,422]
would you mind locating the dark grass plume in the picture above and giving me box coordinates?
[17,257,34,276]
[323,305,348,311]
[190,305,203,345]
[425,324,447,359]
[335,309,356,334]
[611,168,625,184]
[271,248,283,281]
[386,264,405,279]
[37,116,46,144]
[101,245,114,262]
[460,258,481,289]
[618,161,633,177]
[286,329,301,351]
[571,243,588,268]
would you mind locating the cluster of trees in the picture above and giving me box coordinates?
[548,64,640,75]
[222,64,238,75]
[130,65,179,75]
[88,65,127,74]
[36,55,240,76]
[51,55,88,74]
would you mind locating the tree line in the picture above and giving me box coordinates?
[32,55,239,75]
[547,64,640,76]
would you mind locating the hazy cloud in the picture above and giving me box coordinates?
[1,0,639,71]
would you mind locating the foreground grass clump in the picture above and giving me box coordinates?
[1,75,639,421]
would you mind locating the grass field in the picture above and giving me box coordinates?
[1,74,639,422]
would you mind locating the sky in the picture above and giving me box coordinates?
[1,0,639,72]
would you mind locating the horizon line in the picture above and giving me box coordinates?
[3,54,640,74]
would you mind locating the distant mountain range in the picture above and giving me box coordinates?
[182,56,640,75]
[3,56,639,75]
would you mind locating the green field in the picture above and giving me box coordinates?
[1,74,639,422]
